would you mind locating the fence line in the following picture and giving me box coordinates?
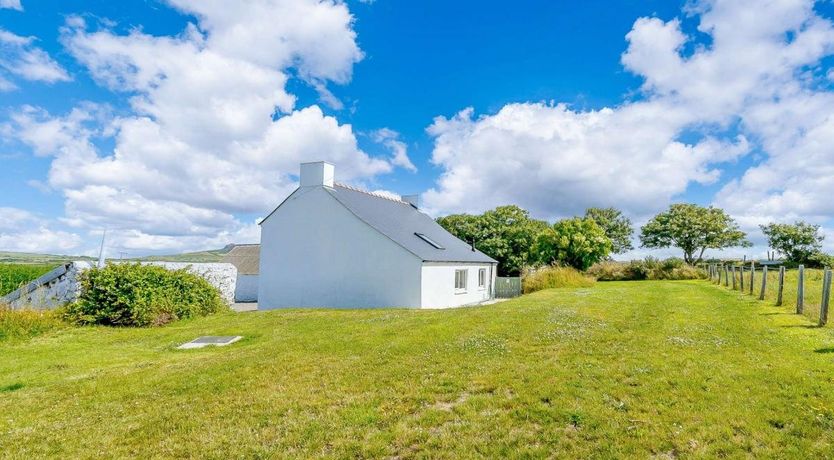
[706,262,834,327]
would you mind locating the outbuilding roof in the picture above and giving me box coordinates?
[221,244,260,275]
[325,184,497,264]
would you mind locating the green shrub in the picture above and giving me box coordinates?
[63,263,226,327]
[522,266,595,294]
[0,304,66,342]
[588,258,706,281]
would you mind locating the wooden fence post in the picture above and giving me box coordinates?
[819,269,832,327]
[776,266,785,306]
[724,265,729,287]
[797,265,805,314]
[740,265,745,292]
[749,262,755,295]
[732,266,737,290]
[758,265,767,300]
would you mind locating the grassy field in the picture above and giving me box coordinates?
[0,263,58,296]
[3,281,834,458]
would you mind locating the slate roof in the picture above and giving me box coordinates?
[325,184,496,264]
[222,244,260,275]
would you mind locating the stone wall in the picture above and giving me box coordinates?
[5,261,94,310]
[2,261,237,309]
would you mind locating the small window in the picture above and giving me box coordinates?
[415,232,445,250]
[455,269,468,291]
[478,268,486,288]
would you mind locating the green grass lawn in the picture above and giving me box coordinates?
[3,281,834,458]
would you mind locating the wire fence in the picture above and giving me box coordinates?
[704,263,833,326]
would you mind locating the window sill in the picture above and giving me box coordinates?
[454,289,468,295]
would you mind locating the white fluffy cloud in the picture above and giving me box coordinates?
[4,0,406,254]
[0,28,69,88]
[372,128,416,172]
[0,207,81,253]
[425,0,834,258]
[0,0,22,12]
[425,103,748,218]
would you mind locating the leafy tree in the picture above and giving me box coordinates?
[534,217,612,270]
[639,204,750,264]
[585,207,634,254]
[760,221,824,264]
[437,205,547,276]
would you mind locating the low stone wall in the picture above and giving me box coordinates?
[2,261,237,309]
[4,261,94,310]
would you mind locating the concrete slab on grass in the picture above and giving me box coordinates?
[178,336,242,349]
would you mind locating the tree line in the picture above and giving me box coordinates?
[437,203,831,276]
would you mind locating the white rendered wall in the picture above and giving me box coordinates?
[234,274,258,302]
[258,187,423,308]
[420,262,496,309]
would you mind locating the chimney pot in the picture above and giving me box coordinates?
[299,161,335,187]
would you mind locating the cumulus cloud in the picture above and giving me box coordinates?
[372,128,416,172]
[425,102,748,219]
[425,0,834,260]
[0,207,81,253]
[0,29,70,85]
[0,0,22,11]
[3,0,405,254]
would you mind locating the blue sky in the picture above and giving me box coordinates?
[1,0,834,258]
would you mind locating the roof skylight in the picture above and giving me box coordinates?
[415,232,445,250]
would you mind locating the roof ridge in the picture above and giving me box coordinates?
[334,183,408,204]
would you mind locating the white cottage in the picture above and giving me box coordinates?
[258,161,498,309]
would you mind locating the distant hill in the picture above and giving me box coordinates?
[0,251,96,265]
[0,244,240,265]
[136,248,229,263]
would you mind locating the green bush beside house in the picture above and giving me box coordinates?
[63,263,226,327]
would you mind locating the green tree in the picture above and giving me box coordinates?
[534,217,612,270]
[585,207,634,254]
[639,204,750,264]
[436,205,547,276]
[760,221,824,265]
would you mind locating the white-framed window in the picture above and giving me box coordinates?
[478,268,486,289]
[454,269,468,292]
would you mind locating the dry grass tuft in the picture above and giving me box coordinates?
[0,304,66,342]
[522,266,595,294]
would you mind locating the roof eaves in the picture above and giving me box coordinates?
[258,187,308,226]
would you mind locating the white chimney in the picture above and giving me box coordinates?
[299,161,335,187]
[402,194,419,209]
